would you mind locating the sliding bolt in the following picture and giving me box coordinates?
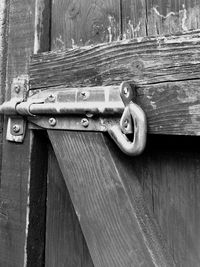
[49,118,57,127]
[81,118,89,128]
[12,124,21,133]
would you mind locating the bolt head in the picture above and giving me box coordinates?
[123,87,129,96]
[14,85,21,94]
[12,124,21,133]
[81,118,89,128]
[123,119,129,129]
[49,118,57,127]
[80,91,90,100]
[47,94,56,102]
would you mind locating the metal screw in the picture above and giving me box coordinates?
[47,94,56,102]
[14,85,21,94]
[123,87,129,96]
[80,91,89,100]
[12,124,21,133]
[81,118,89,128]
[49,118,57,127]
[123,119,129,129]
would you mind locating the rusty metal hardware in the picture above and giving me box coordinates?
[0,80,147,156]
[108,82,147,156]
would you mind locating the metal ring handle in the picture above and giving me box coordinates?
[108,102,147,156]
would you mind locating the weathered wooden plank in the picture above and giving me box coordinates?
[0,0,49,266]
[130,135,200,266]
[34,0,51,53]
[46,144,94,267]
[146,0,200,36]
[30,31,200,88]
[51,0,121,50]
[48,130,175,267]
[0,0,36,265]
[122,0,147,38]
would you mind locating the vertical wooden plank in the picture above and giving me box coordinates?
[34,0,51,53]
[51,0,121,50]
[46,144,94,267]
[122,0,147,38]
[122,0,200,38]
[0,0,49,266]
[0,0,36,265]
[146,0,200,36]
[26,131,48,267]
[130,135,200,266]
[49,131,175,267]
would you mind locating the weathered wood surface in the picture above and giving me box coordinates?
[30,31,200,88]
[46,144,94,267]
[30,31,200,136]
[34,0,51,53]
[49,130,175,267]
[0,0,48,266]
[51,0,121,50]
[131,135,200,266]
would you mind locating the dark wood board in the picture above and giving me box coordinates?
[51,0,121,50]
[48,130,175,267]
[46,144,94,267]
[26,131,48,267]
[127,135,200,266]
[0,0,48,266]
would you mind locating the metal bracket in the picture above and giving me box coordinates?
[0,81,147,156]
[4,76,28,143]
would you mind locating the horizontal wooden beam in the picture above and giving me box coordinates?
[29,31,200,136]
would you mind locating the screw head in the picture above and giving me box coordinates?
[12,124,21,133]
[49,118,57,127]
[81,118,89,128]
[80,91,90,100]
[14,85,21,94]
[47,94,56,102]
[123,86,129,96]
[123,119,129,129]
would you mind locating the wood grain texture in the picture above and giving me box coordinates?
[51,0,121,50]
[48,130,175,267]
[128,135,200,266]
[0,0,49,266]
[122,0,147,38]
[30,31,200,88]
[146,0,200,36]
[122,0,200,38]
[34,0,51,53]
[46,144,94,267]
[0,0,36,266]
[30,31,200,135]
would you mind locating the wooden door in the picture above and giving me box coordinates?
[1,1,200,266]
